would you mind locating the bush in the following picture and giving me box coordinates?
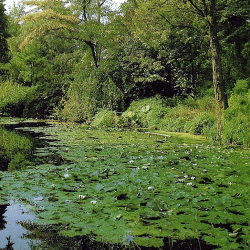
[55,79,99,123]
[91,109,119,128]
[161,104,198,132]
[184,112,216,135]
[121,97,171,128]
[0,81,36,116]
[222,79,250,146]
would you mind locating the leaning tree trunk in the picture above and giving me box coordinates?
[209,20,228,140]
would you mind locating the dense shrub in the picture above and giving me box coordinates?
[120,97,171,128]
[0,81,36,116]
[184,112,216,136]
[90,96,217,138]
[55,79,99,123]
[56,72,124,123]
[222,79,250,146]
[91,109,119,127]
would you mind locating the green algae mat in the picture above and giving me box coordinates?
[0,119,249,249]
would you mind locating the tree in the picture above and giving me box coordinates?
[117,0,211,99]
[184,0,228,139]
[126,0,249,139]
[18,0,114,69]
[0,0,9,64]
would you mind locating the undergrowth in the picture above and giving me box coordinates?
[91,96,217,139]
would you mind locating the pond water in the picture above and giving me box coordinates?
[0,119,67,249]
[0,117,249,250]
[0,201,38,249]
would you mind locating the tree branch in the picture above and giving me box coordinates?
[187,0,205,17]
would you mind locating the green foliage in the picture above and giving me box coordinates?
[222,79,250,146]
[91,109,119,128]
[184,112,216,137]
[0,1,9,65]
[120,97,171,129]
[0,80,36,116]
[161,104,198,132]
[56,58,125,123]
[55,75,99,123]
[88,96,216,137]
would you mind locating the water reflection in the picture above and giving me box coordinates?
[0,201,38,249]
[0,121,68,171]
[0,204,7,230]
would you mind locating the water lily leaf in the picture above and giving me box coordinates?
[133,236,164,247]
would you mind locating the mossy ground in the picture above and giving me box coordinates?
[0,118,249,249]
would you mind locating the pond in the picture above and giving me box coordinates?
[0,201,38,249]
[0,117,249,249]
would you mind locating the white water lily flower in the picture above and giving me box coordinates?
[78,195,86,199]
[129,160,134,164]
[191,176,195,180]
[91,200,97,205]
[184,175,188,178]
[187,182,193,186]
[64,173,69,178]
[148,186,154,190]
[115,214,122,220]
[178,179,185,183]
[51,184,55,188]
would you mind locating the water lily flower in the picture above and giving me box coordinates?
[115,214,122,220]
[64,173,69,178]
[129,160,134,164]
[184,175,188,178]
[78,195,86,199]
[176,179,185,183]
[51,184,55,189]
[148,186,154,190]
[187,182,193,186]
[91,200,97,205]
[191,176,195,180]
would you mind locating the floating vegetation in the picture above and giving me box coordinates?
[0,119,249,249]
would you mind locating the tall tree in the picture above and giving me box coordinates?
[128,0,249,139]
[18,0,114,69]
[0,0,9,64]
[184,0,228,139]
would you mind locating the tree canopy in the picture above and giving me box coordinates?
[1,0,250,134]
[0,0,9,64]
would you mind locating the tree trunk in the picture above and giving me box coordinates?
[209,22,228,140]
